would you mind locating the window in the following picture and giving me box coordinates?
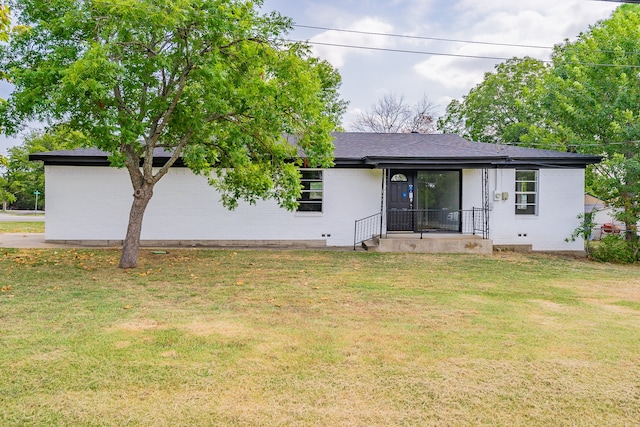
[515,170,538,215]
[391,173,408,182]
[298,170,323,212]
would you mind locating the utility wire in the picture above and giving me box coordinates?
[292,39,640,69]
[291,40,521,62]
[294,24,553,50]
[293,24,640,56]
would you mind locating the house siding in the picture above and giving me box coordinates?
[489,168,585,251]
[44,165,383,247]
[43,165,586,252]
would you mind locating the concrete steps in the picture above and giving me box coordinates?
[362,234,492,254]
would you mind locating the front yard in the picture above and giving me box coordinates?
[1,249,639,426]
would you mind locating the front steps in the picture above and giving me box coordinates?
[362,234,493,254]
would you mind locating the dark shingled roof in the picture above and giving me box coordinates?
[30,132,601,169]
[330,133,601,168]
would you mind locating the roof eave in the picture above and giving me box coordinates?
[362,156,509,169]
[29,153,187,168]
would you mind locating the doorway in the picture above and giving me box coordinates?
[387,170,462,232]
[387,172,414,231]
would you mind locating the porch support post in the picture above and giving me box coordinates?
[379,169,386,238]
[483,168,490,239]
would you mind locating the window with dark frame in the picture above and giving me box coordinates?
[297,170,323,212]
[515,170,538,215]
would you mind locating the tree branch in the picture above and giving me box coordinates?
[116,41,159,57]
[152,132,192,185]
[113,85,135,117]
[122,143,144,190]
[219,37,266,51]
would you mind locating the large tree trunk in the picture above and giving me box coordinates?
[119,185,154,268]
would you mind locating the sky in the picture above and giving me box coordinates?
[261,0,619,127]
[0,0,621,155]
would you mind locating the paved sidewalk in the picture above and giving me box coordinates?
[0,233,72,249]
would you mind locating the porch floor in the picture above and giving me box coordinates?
[363,233,493,254]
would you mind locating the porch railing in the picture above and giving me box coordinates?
[354,208,489,250]
[472,207,490,239]
[353,212,383,250]
[388,208,489,238]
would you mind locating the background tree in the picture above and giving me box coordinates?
[547,4,640,247]
[4,127,83,210]
[0,176,15,211]
[351,93,437,133]
[1,0,345,268]
[0,154,15,211]
[437,57,564,148]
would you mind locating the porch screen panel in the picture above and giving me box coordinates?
[416,171,461,232]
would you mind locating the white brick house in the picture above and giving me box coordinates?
[31,133,600,252]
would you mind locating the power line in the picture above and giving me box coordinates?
[293,24,640,57]
[293,39,640,69]
[294,24,553,50]
[292,40,520,62]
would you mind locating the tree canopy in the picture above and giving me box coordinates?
[436,57,562,147]
[1,0,346,267]
[548,4,640,244]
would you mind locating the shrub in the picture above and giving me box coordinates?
[590,234,639,263]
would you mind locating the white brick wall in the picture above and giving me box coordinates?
[488,168,585,251]
[44,165,586,251]
[44,166,383,247]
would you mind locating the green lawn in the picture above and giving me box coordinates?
[0,221,45,233]
[1,249,639,426]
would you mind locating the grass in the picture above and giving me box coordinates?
[0,221,45,233]
[1,249,640,426]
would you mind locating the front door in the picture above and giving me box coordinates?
[387,171,414,231]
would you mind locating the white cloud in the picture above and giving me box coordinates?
[412,0,618,99]
[310,17,395,67]
[414,55,488,91]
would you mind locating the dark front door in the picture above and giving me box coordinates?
[387,172,414,231]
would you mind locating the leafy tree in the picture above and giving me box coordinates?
[0,153,15,211]
[0,175,15,211]
[0,5,27,44]
[437,57,566,148]
[1,0,345,268]
[0,5,9,39]
[548,5,640,245]
[351,93,437,133]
